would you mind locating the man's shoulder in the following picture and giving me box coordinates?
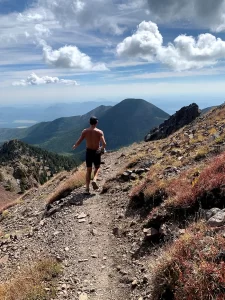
[95,128,104,135]
[82,128,88,134]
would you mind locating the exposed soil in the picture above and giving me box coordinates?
[0,144,153,300]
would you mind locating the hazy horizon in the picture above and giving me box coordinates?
[0,96,223,113]
[0,97,223,129]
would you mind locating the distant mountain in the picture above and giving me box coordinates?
[0,99,169,155]
[0,101,117,128]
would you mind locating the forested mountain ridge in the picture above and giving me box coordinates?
[0,140,77,196]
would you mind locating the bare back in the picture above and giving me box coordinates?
[82,128,103,150]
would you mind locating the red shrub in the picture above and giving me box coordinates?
[152,223,225,300]
[166,174,195,207]
[194,153,225,198]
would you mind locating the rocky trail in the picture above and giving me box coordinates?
[0,144,152,300]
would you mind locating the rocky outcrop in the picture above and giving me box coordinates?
[145,103,200,142]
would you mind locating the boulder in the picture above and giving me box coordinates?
[207,211,225,227]
[206,208,221,220]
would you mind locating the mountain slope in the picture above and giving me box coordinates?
[99,98,169,149]
[0,128,26,144]
[201,106,217,115]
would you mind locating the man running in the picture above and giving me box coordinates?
[72,116,106,194]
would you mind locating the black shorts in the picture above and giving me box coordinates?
[86,148,101,168]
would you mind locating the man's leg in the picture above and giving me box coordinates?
[93,166,100,181]
[86,167,92,192]
[92,152,101,190]
[92,165,100,190]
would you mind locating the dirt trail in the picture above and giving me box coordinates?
[1,148,145,300]
[48,152,130,299]
[51,191,124,300]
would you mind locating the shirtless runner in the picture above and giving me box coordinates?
[72,116,107,194]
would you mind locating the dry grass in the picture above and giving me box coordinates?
[194,146,210,161]
[124,152,146,169]
[129,163,171,201]
[0,259,61,300]
[42,170,71,189]
[0,198,24,214]
[46,169,86,204]
[151,222,225,300]
[208,127,218,135]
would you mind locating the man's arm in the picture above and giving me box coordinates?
[100,132,106,149]
[72,131,85,150]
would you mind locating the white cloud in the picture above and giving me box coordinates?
[117,21,162,62]
[35,24,51,37]
[125,69,223,79]
[158,34,225,70]
[17,6,52,23]
[36,0,130,35]
[117,21,225,70]
[41,40,109,70]
[17,12,45,23]
[18,0,225,34]
[147,0,225,32]
[12,73,79,86]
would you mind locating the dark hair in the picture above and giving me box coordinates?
[90,116,98,125]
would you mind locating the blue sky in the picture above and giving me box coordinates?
[1,0,225,112]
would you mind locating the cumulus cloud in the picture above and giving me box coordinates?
[147,0,225,32]
[117,21,225,70]
[117,21,162,62]
[37,0,127,35]
[41,41,108,70]
[12,73,79,86]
